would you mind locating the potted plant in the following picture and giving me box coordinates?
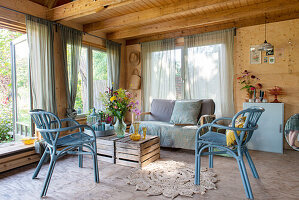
[101,86,140,138]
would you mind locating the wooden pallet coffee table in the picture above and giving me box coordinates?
[95,134,122,163]
[115,135,160,168]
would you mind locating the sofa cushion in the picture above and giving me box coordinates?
[226,116,247,146]
[149,99,176,122]
[199,99,215,117]
[170,100,202,125]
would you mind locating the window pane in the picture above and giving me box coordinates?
[186,44,221,115]
[74,47,88,114]
[92,49,107,110]
[151,48,182,100]
[15,39,31,132]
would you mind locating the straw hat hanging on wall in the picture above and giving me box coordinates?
[129,51,140,66]
[129,68,141,90]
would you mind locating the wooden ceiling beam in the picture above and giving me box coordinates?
[0,0,85,32]
[126,9,299,45]
[0,0,48,19]
[0,7,26,25]
[107,0,299,39]
[0,18,25,29]
[46,0,144,21]
[45,0,58,9]
[0,0,106,42]
[0,24,26,33]
[84,0,267,33]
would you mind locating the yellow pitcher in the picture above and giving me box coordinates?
[130,122,141,141]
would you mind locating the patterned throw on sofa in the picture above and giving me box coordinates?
[131,99,215,150]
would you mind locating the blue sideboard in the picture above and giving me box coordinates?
[243,103,284,154]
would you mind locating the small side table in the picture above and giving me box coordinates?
[95,134,123,163]
[115,135,160,168]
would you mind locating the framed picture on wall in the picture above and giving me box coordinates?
[250,45,261,64]
[269,57,275,64]
[264,56,268,63]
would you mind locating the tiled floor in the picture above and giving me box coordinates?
[0,148,298,200]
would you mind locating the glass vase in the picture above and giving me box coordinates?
[133,122,140,134]
[130,122,141,141]
[114,117,126,138]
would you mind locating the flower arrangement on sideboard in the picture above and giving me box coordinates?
[238,70,263,102]
[238,70,284,103]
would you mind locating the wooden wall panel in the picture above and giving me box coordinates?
[125,44,142,122]
[123,19,299,148]
[53,29,68,119]
[82,33,107,49]
[234,18,299,148]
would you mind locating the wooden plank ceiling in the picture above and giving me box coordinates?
[1,0,299,41]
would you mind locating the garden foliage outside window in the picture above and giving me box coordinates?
[67,45,108,114]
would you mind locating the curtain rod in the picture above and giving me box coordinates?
[0,5,121,45]
[137,27,236,44]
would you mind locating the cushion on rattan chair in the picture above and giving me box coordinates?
[199,131,226,146]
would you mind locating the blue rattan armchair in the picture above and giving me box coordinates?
[195,107,264,199]
[30,109,99,197]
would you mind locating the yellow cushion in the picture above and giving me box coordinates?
[226,116,247,146]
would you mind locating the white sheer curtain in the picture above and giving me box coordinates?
[184,29,234,117]
[141,39,177,112]
[26,15,57,114]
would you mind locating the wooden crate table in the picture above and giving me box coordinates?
[115,135,160,168]
[95,134,125,163]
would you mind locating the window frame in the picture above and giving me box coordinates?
[11,34,34,137]
[76,45,107,118]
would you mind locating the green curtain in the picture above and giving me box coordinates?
[106,40,121,89]
[26,15,57,114]
[59,25,83,118]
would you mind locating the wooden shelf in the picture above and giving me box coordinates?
[0,142,34,157]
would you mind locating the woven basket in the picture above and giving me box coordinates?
[129,68,141,89]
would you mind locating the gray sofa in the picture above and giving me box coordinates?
[132,99,215,150]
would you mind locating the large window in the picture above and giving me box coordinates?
[68,45,108,115]
[13,36,31,130]
[152,44,223,102]
[185,44,222,100]
[148,44,222,103]
[10,34,32,139]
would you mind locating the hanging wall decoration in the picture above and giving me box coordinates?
[129,51,140,66]
[269,57,275,64]
[250,45,261,64]
[129,68,141,90]
[263,57,268,63]
[266,49,274,55]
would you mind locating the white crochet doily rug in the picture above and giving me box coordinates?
[127,160,218,199]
